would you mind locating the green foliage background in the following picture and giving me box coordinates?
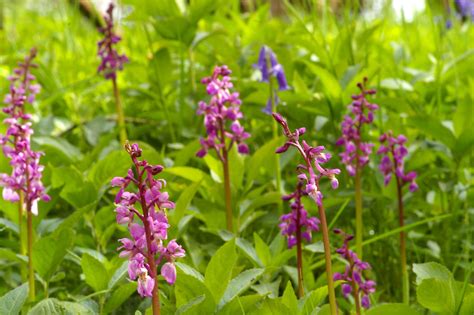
[0,0,473,314]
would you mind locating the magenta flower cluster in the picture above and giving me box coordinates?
[377,131,418,192]
[279,178,320,248]
[97,3,129,80]
[273,113,340,206]
[333,229,376,309]
[111,143,184,297]
[0,48,50,214]
[255,46,290,114]
[196,65,250,158]
[336,78,378,176]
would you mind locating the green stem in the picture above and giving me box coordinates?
[295,185,304,298]
[18,191,27,282]
[396,176,409,304]
[27,209,35,302]
[355,165,363,259]
[317,201,338,314]
[269,78,283,210]
[222,147,233,232]
[112,78,127,145]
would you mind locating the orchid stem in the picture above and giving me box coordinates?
[222,152,233,232]
[396,176,409,304]
[18,191,27,282]
[355,166,363,259]
[112,77,127,145]
[317,202,338,315]
[27,209,35,302]
[295,185,304,298]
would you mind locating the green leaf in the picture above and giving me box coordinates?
[176,262,205,282]
[248,298,291,315]
[412,262,453,285]
[205,240,237,302]
[0,283,28,315]
[27,298,63,315]
[281,281,298,312]
[246,137,282,184]
[204,154,222,183]
[175,295,206,315]
[88,150,130,188]
[103,282,137,313]
[60,301,95,315]
[175,273,215,313]
[253,233,271,266]
[164,167,207,183]
[32,228,75,281]
[459,292,474,315]
[408,116,456,148]
[301,61,342,100]
[380,78,414,91]
[229,146,245,192]
[217,295,264,315]
[172,181,202,225]
[417,278,456,314]
[81,253,109,292]
[107,260,129,290]
[366,303,422,315]
[301,286,329,314]
[218,268,265,309]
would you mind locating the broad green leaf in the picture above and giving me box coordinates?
[253,233,271,266]
[217,295,263,315]
[459,292,474,315]
[205,240,237,302]
[60,301,95,315]
[175,273,215,313]
[0,283,28,315]
[417,278,456,314]
[103,282,137,313]
[175,295,206,315]
[301,286,329,314]
[32,228,75,281]
[176,262,205,282]
[248,298,291,315]
[412,262,453,284]
[27,298,63,315]
[366,303,422,315]
[246,137,282,184]
[204,154,222,183]
[81,253,109,292]
[218,268,265,309]
[281,281,298,312]
[108,260,129,290]
[229,146,245,192]
[88,150,130,187]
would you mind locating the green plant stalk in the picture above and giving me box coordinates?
[354,165,363,259]
[112,77,127,145]
[316,200,338,314]
[269,77,283,210]
[18,191,27,282]
[396,176,409,304]
[27,208,35,302]
[295,188,304,298]
[219,120,233,232]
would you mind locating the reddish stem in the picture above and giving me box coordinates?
[218,118,233,232]
[295,184,304,298]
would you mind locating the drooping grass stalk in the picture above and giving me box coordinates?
[396,176,409,304]
[112,77,127,144]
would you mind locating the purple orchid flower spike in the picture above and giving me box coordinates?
[273,112,339,311]
[377,130,418,303]
[255,46,289,115]
[196,65,250,231]
[0,48,50,302]
[97,3,129,80]
[112,142,184,314]
[333,229,376,311]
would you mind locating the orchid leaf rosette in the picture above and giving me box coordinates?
[111,142,184,314]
